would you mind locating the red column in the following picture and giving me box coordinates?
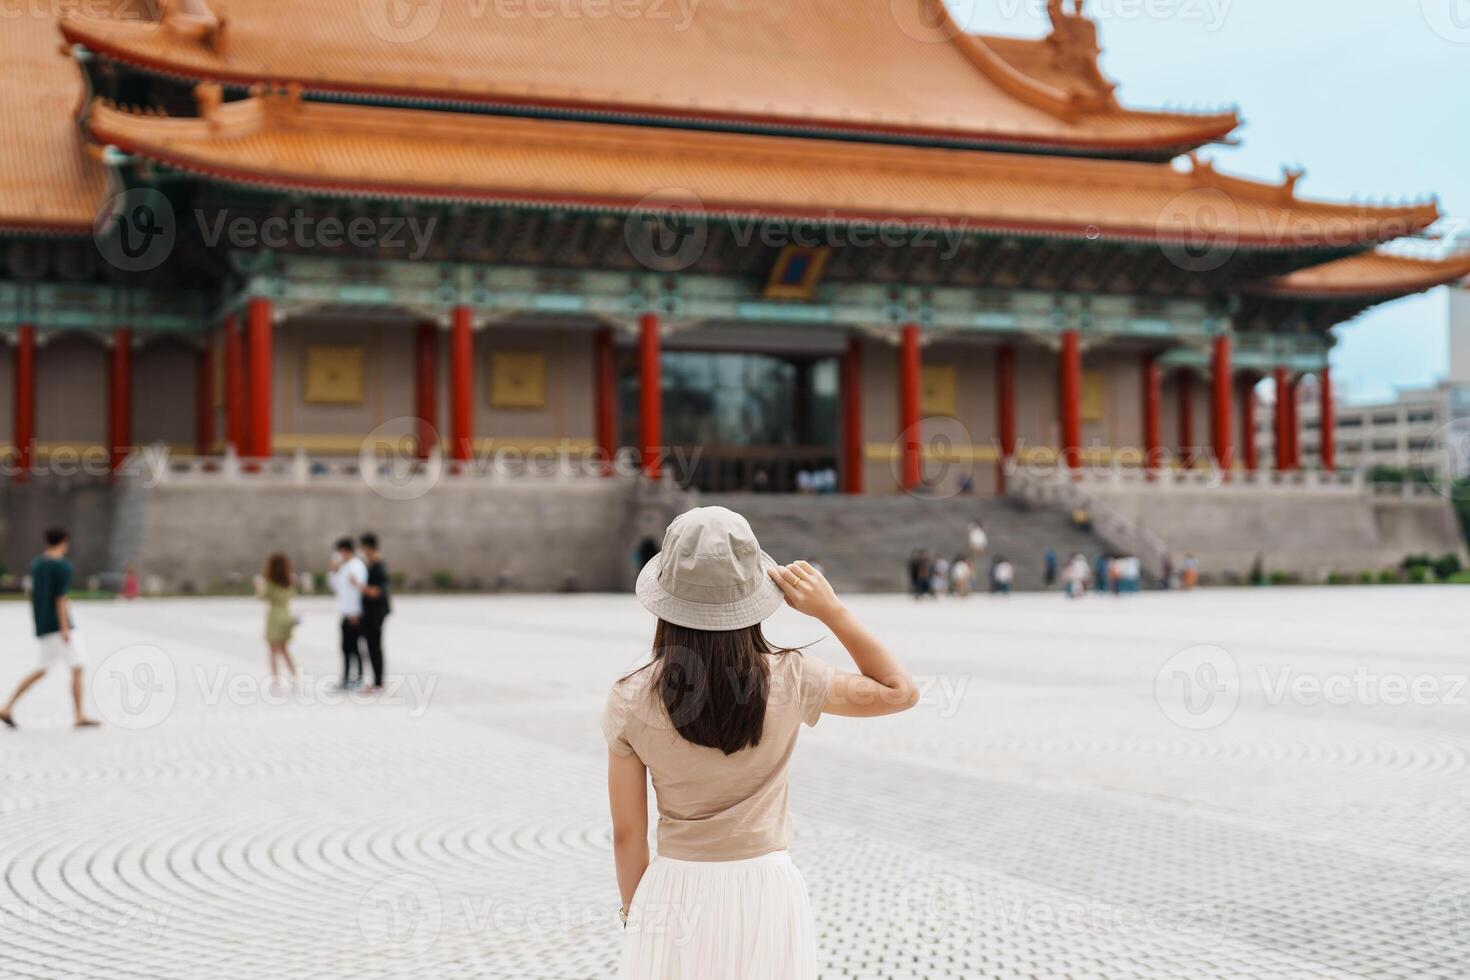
[898,323,922,491]
[1273,367,1291,471]
[450,305,474,463]
[1240,379,1259,473]
[223,314,245,453]
[639,313,662,477]
[1058,330,1083,470]
[246,298,273,459]
[1143,354,1163,472]
[14,325,35,477]
[843,337,864,495]
[1319,367,1335,472]
[195,334,215,456]
[995,344,1016,493]
[594,327,617,473]
[1177,371,1195,466]
[1211,335,1233,474]
[1286,378,1302,471]
[109,329,133,471]
[414,322,439,459]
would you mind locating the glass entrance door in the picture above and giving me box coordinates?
[620,351,840,492]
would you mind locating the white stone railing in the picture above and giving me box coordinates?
[123,446,644,488]
[1052,466,1442,500]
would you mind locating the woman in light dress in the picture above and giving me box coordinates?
[605,507,918,979]
[257,553,299,685]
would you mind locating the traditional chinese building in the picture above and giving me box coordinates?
[2,0,1468,585]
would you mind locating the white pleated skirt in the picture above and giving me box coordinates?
[620,851,817,980]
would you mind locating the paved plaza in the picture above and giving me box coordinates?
[0,588,1467,979]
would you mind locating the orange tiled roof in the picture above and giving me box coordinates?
[61,0,1238,155]
[0,2,118,232]
[86,92,1437,249]
[1257,250,1470,298]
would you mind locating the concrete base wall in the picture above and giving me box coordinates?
[1087,485,1467,580]
[126,479,689,593]
[0,478,119,583]
[3,478,688,593]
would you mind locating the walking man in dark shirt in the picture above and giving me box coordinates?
[1,527,99,730]
[358,533,392,694]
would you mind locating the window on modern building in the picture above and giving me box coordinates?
[1372,440,1399,452]
[1371,414,1398,426]
[1337,417,1364,428]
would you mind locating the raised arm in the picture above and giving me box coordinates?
[768,561,919,718]
[607,750,649,914]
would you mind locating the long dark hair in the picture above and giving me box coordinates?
[264,553,292,589]
[629,621,789,756]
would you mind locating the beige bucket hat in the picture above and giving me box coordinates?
[636,506,786,631]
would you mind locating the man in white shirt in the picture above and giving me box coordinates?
[329,538,367,689]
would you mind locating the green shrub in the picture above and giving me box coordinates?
[1358,571,1375,585]
[1433,554,1463,581]
[1407,565,1434,585]
[1378,570,1401,585]
[431,571,456,592]
[1448,571,1470,585]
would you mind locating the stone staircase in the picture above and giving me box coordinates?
[700,493,1112,593]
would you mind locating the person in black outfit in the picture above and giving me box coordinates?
[358,533,392,693]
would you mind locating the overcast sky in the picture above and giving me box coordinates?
[949,0,1470,403]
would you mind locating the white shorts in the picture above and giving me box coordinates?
[37,632,87,671]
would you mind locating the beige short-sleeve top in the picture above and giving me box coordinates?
[602,651,837,862]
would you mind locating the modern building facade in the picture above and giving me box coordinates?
[1256,282,1470,482]
[3,0,1470,501]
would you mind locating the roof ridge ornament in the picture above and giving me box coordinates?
[1045,0,1114,106]
[160,0,227,53]
[1280,166,1306,203]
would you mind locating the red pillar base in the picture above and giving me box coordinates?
[898,324,922,492]
[450,306,474,464]
[14,325,35,480]
[1211,335,1233,476]
[246,299,273,459]
[415,322,439,460]
[1143,354,1163,474]
[1059,331,1083,471]
[639,314,663,478]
